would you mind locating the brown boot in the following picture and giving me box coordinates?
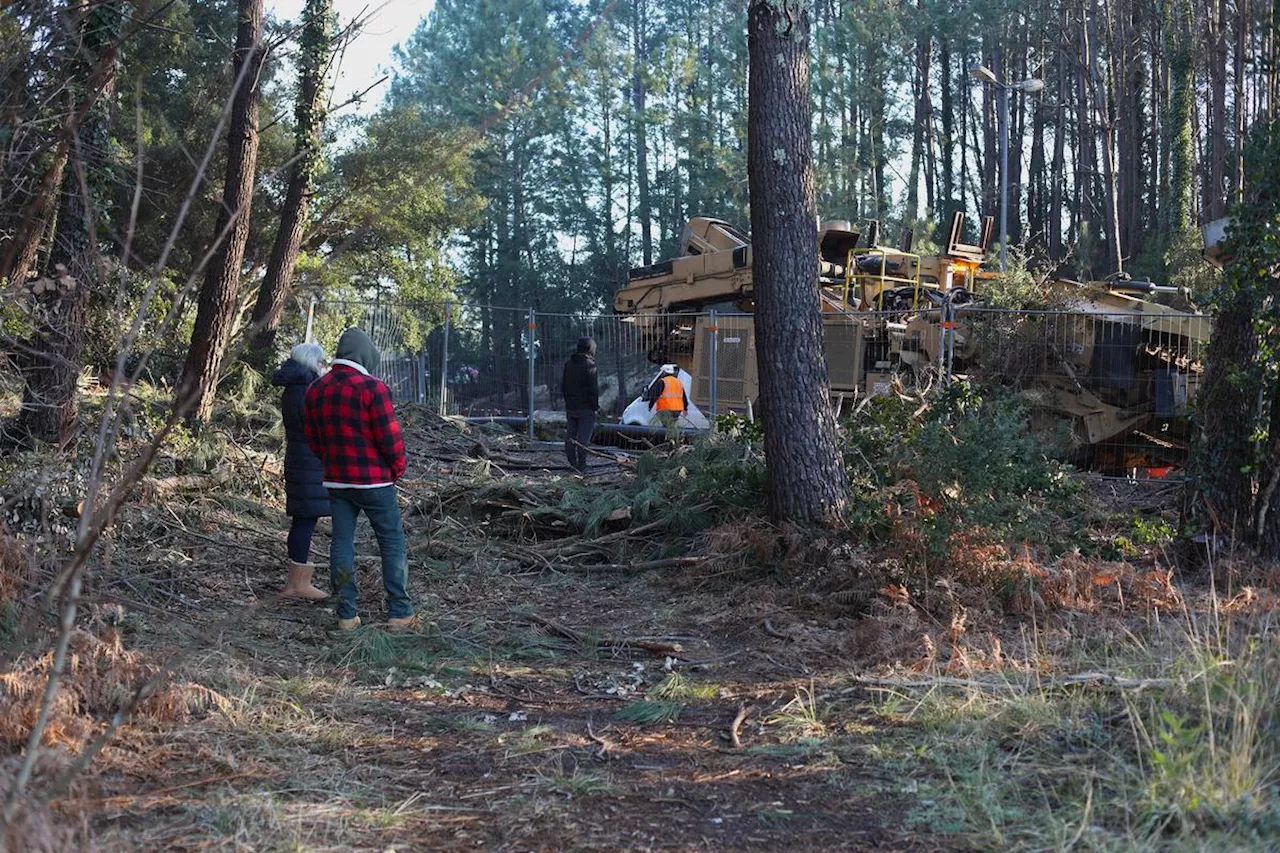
[387,613,423,633]
[281,561,328,600]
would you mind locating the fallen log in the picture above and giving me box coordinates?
[143,466,234,497]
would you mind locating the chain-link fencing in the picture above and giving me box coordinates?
[953,307,1211,475]
[305,296,1212,476]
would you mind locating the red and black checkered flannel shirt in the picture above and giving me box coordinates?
[303,363,407,487]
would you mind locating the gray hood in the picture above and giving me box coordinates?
[335,328,379,372]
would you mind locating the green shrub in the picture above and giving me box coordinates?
[840,382,1083,563]
[557,434,767,535]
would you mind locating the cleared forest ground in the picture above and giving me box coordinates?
[3,397,1279,851]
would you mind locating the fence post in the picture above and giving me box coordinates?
[527,307,537,439]
[945,301,957,384]
[439,300,452,417]
[708,309,719,423]
[937,301,949,385]
[418,351,427,405]
[305,295,317,343]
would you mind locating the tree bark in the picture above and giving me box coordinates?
[1194,121,1280,555]
[981,41,999,221]
[939,37,955,217]
[1049,40,1067,261]
[247,0,334,366]
[14,0,126,448]
[1115,0,1145,263]
[1165,0,1196,241]
[632,0,652,266]
[746,0,847,525]
[1007,37,1026,246]
[1093,0,1123,273]
[1028,78,1047,248]
[1206,0,1229,220]
[1232,0,1247,206]
[906,10,930,223]
[7,146,68,284]
[179,0,267,425]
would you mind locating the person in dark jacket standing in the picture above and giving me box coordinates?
[304,328,416,632]
[272,343,330,600]
[561,336,599,474]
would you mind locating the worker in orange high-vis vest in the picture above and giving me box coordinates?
[643,364,688,429]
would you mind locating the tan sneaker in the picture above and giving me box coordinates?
[387,614,422,632]
[337,615,361,631]
[282,561,328,600]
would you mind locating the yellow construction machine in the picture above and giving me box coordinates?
[614,212,1210,471]
[615,211,991,416]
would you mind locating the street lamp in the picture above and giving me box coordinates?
[970,66,1044,271]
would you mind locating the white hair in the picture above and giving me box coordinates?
[291,342,327,374]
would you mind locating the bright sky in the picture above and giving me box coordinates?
[267,0,433,114]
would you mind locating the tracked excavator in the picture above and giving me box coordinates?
[613,211,1210,471]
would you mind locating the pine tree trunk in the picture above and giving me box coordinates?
[868,45,889,217]
[1115,0,1144,262]
[14,1,125,448]
[906,18,930,223]
[1028,84,1047,248]
[981,42,998,220]
[179,0,267,424]
[1075,10,1098,273]
[7,146,68,284]
[247,0,334,366]
[1150,9,1166,236]
[1232,0,1247,205]
[1206,0,1229,219]
[632,0,652,266]
[1165,0,1196,241]
[1049,45,1067,261]
[746,0,848,525]
[1007,39,1026,246]
[1194,121,1280,553]
[1094,0,1123,273]
[939,37,955,216]
[1197,291,1260,534]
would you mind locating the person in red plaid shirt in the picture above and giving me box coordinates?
[304,328,417,631]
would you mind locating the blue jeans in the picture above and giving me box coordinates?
[328,486,414,620]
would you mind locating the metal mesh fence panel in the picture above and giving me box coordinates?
[955,307,1212,475]
[440,303,530,417]
[310,296,1212,476]
[534,310,655,418]
[307,298,448,405]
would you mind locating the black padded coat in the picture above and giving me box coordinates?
[273,359,330,519]
[561,352,599,412]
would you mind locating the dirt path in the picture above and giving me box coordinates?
[69,483,957,851]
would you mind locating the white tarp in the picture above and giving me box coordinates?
[621,368,710,429]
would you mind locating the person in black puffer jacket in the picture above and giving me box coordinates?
[272,343,330,599]
[561,337,599,474]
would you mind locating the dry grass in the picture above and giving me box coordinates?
[860,606,1280,849]
[4,401,1280,850]
[0,528,34,605]
[0,627,227,752]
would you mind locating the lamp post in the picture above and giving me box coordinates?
[969,65,1044,271]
